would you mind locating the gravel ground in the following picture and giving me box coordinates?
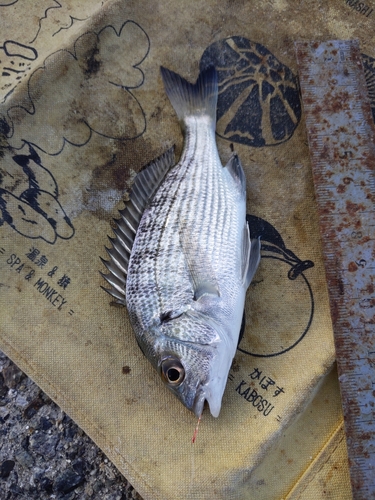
[0,351,143,500]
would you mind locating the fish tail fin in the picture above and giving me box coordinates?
[160,66,218,128]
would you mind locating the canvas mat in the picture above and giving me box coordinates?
[1,0,373,498]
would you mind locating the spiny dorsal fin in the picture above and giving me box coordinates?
[100,147,175,303]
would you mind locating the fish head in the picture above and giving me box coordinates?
[155,312,233,418]
[157,342,211,418]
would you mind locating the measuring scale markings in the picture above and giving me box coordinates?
[296,40,375,499]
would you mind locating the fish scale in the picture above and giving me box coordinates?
[127,120,239,326]
[101,65,261,418]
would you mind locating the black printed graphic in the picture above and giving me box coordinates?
[3,248,73,314]
[233,366,285,417]
[30,0,64,43]
[200,37,301,147]
[345,0,373,17]
[0,143,74,243]
[362,53,375,123]
[52,14,89,38]
[4,20,150,155]
[238,215,314,357]
[0,41,37,103]
[28,0,89,43]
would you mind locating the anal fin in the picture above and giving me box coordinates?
[246,236,261,289]
[237,309,246,347]
[242,220,261,289]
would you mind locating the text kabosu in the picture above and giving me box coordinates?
[236,380,274,416]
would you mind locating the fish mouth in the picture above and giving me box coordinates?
[192,388,222,418]
[192,387,206,418]
[192,375,226,418]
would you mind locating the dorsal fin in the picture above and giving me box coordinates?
[100,147,175,303]
[224,153,246,197]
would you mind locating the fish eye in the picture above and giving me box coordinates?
[160,358,185,386]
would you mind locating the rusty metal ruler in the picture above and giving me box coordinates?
[295,40,375,499]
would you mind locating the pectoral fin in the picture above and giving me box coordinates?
[193,279,220,301]
[180,227,220,301]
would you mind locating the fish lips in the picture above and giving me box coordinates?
[167,369,206,417]
[192,386,207,418]
[192,386,221,419]
[192,381,224,418]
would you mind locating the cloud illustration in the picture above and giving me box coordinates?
[5,20,150,155]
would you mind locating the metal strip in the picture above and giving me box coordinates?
[295,40,375,499]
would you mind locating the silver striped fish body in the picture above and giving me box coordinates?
[101,67,260,418]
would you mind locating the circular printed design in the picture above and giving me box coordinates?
[238,215,314,358]
[362,53,375,123]
[200,37,301,147]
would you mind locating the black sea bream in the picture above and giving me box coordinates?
[101,66,260,418]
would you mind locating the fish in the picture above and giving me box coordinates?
[101,65,261,419]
